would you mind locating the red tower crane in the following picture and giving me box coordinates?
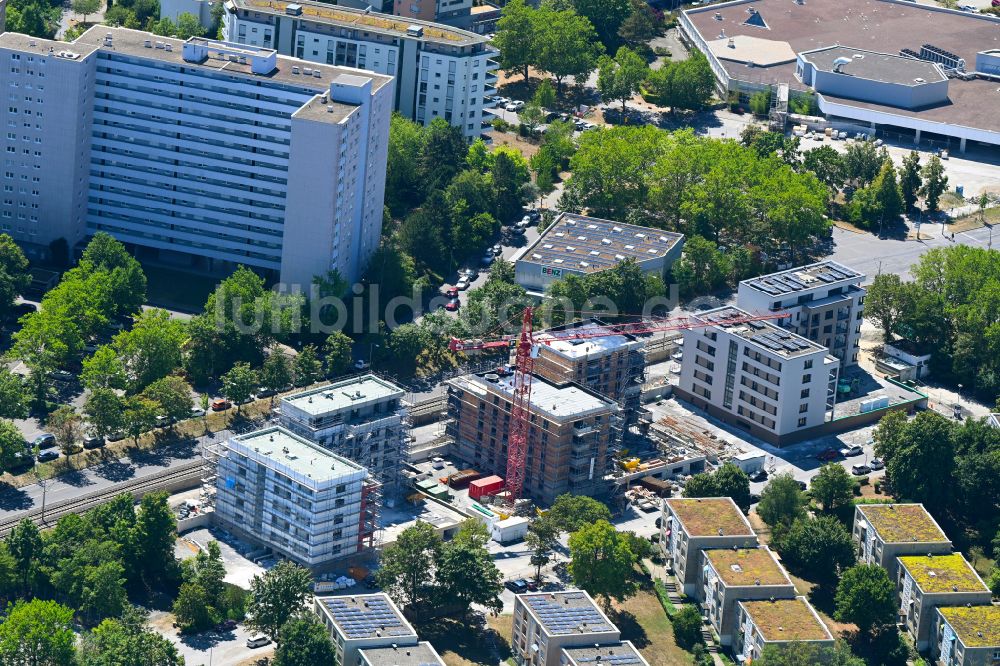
[448,308,790,502]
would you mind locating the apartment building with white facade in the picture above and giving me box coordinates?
[661,497,758,596]
[737,261,866,368]
[676,306,839,446]
[512,591,620,666]
[852,504,953,581]
[313,594,419,666]
[221,0,497,138]
[0,28,392,287]
[279,375,409,496]
[212,427,375,569]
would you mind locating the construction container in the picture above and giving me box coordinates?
[639,476,672,497]
[469,475,504,500]
[446,469,482,489]
[491,516,530,544]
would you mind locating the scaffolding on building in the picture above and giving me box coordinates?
[358,480,383,553]
[200,439,225,511]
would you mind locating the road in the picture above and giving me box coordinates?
[0,429,230,525]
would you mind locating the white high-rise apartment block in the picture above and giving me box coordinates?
[279,375,409,496]
[221,0,498,138]
[213,426,376,568]
[677,306,839,446]
[737,261,866,367]
[0,27,393,287]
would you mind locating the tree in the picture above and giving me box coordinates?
[920,155,948,212]
[376,521,441,608]
[810,463,855,512]
[802,146,845,192]
[47,404,82,454]
[122,395,158,443]
[617,0,657,47]
[864,273,910,343]
[519,104,546,134]
[672,605,704,651]
[757,641,864,666]
[597,47,648,113]
[260,352,293,396]
[80,232,147,318]
[81,560,129,624]
[494,0,538,82]
[899,150,921,210]
[7,518,42,595]
[81,606,183,666]
[222,362,257,411]
[0,599,76,665]
[0,233,30,321]
[173,582,214,633]
[756,473,806,529]
[885,411,955,512]
[419,119,468,196]
[748,90,771,116]
[682,462,751,512]
[0,368,30,420]
[567,520,637,610]
[834,564,897,636]
[142,376,193,424]
[535,7,604,94]
[546,494,612,533]
[174,11,205,38]
[323,332,353,377]
[246,560,314,641]
[113,309,187,392]
[72,0,101,22]
[273,617,337,666]
[644,52,716,113]
[843,141,885,188]
[436,521,504,616]
[82,346,127,391]
[526,516,560,581]
[399,192,451,272]
[294,344,323,386]
[386,115,428,216]
[134,492,177,586]
[777,516,855,584]
[183,540,227,610]
[573,0,630,48]
[672,235,730,298]
[533,79,556,110]
[0,420,26,473]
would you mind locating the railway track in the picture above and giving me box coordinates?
[0,460,204,537]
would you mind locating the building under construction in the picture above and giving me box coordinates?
[205,426,378,570]
[445,369,622,505]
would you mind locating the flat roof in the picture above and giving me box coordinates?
[666,497,755,538]
[898,554,988,594]
[800,46,946,85]
[71,27,392,93]
[520,213,683,274]
[696,306,828,359]
[535,319,641,360]
[228,0,489,47]
[857,504,949,544]
[562,642,647,666]
[360,642,444,666]
[282,375,404,416]
[707,34,797,66]
[741,261,863,297]
[230,426,364,481]
[684,0,1000,134]
[318,594,417,640]
[938,606,1000,648]
[518,591,617,636]
[704,547,791,587]
[740,598,833,642]
[449,371,616,421]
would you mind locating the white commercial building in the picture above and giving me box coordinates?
[279,375,409,496]
[737,261,866,368]
[213,426,375,568]
[676,306,839,446]
[221,0,498,138]
[0,27,392,287]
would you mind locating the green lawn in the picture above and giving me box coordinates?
[613,589,694,666]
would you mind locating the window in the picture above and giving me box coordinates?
[797,417,807,427]
[802,373,811,383]
[799,403,808,413]
[800,388,810,399]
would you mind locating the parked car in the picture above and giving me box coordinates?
[155,415,172,427]
[82,435,105,449]
[217,619,238,632]
[491,243,503,256]
[47,370,75,383]
[749,469,768,482]
[526,208,541,221]
[247,636,272,649]
[481,253,494,267]
[456,277,471,291]
[504,100,525,112]
[445,299,460,312]
[526,579,539,591]
[37,450,59,463]
[851,464,872,475]
[815,447,840,461]
[839,445,864,457]
[354,359,370,370]
[797,480,808,491]
[33,434,56,450]
[505,579,529,593]
[869,457,885,471]
[515,216,530,229]
[255,387,277,398]
[445,286,459,299]
[190,406,206,418]
[108,431,126,442]
[211,398,231,411]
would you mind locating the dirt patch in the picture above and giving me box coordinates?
[487,131,540,159]
[424,615,513,666]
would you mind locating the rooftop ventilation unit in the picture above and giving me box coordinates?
[832,56,853,73]
[286,3,303,15]
[406,24,424,37]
